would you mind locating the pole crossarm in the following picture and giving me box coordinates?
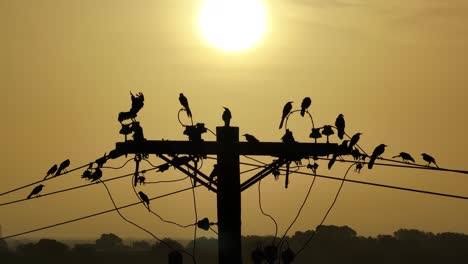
[240,158,288,192]
[114,140,340,157]
[157,154,217,193]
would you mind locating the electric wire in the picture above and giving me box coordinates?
[131,174,194,229]
[277,171,318,247]
[0,162,93,197]
[145,176,189,184]
[0,184,202,241]
[258,180,278,244]
[295,164,355,257]
[101,158,134,170]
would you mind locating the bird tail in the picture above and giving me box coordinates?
[27,193,33,199]
[338,131,344,140]
[368,155,377,169]
[392,155,399,159]
[300,108,305,117]
[279,118,284,129]
[186,108,192,118]
[328,154,338,170]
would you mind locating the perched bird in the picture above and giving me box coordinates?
[279,101,293,129]
[368,144,387,169]
[392,152,415,163]
[138,191,150,211]
[179,93,192,118]
[348,133,362,151]
[90,168,103,182]
[27,184,44,199]
[335,114,345,140]
[44,164,58,180]
[328,140,349,169]
[129,92,144,115]
[422,153,438,168]
[300,97,311,117]
[281,129,296,143]
[222,107,232,127]
[351,148,362,161]
[54,159,70,176]
[243,134,260,143]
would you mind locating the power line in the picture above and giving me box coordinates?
[295,164,355,257]
[0,164,165,207]
[257,180,278,244]
[289,169,468,201]
[315,157,468,174]
[0,184,202,241]
[0,162,93,197]
[277,170,319,248]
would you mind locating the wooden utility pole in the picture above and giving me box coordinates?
[109,126,338,263]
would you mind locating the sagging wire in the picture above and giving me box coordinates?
[294,163,356,257]
[276,170,318,248]
[284,109,315,132]
[98,179,194,258]
[258,180,279,244]
[0,184,202,241]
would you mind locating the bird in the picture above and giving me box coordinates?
[243,134,260,143]
[279,101,293,129]
[368,144,387,169]
[54,159,70,176]
[392,152,415,163]
[27,184,44,199]
[348,133,362,151]
[281,129,295,143]
[44,164,58,180]
[138,191,150,211]
[335,114,345,140]
[129,91,144,115]
[222,107,232,127]
[300,97,311,117]
[328,140,349,170]
[90,168,103,182]
[179,93,192,118]
[422,153,438,168]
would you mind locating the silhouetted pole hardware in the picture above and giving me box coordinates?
[107,130,338,263]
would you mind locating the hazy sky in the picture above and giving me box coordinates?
[1,0,467,241]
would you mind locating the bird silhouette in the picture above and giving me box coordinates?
[222,107,232,127]
[243,134,260,143]
[392,152,415,163]
[130,92,144,115]
[368,144,387,169]
[138,191,150,211]
[422,153,438,168]
[179,93,192,118]
[300,97,311,117]
[351,148,362,161]
[281,129,296,143]
[335,114,345,140]
[54,159,70,176]
[348,133,362,151]
[44,164,58,180]
[27,184,44,199]
[328,140,349,169]
[90,168,103,182]
[279,101,293,129]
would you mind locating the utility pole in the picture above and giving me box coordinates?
[108,127,338,263]
[216,126,241,264]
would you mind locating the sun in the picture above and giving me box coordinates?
[198,0,268,52]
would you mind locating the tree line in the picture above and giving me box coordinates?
[1,225,468,263]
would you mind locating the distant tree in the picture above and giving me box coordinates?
[95,233,124,251]
[35,239,69,255]
[132,240,151,251]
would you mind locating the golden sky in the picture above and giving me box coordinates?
[1,0,467,240]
